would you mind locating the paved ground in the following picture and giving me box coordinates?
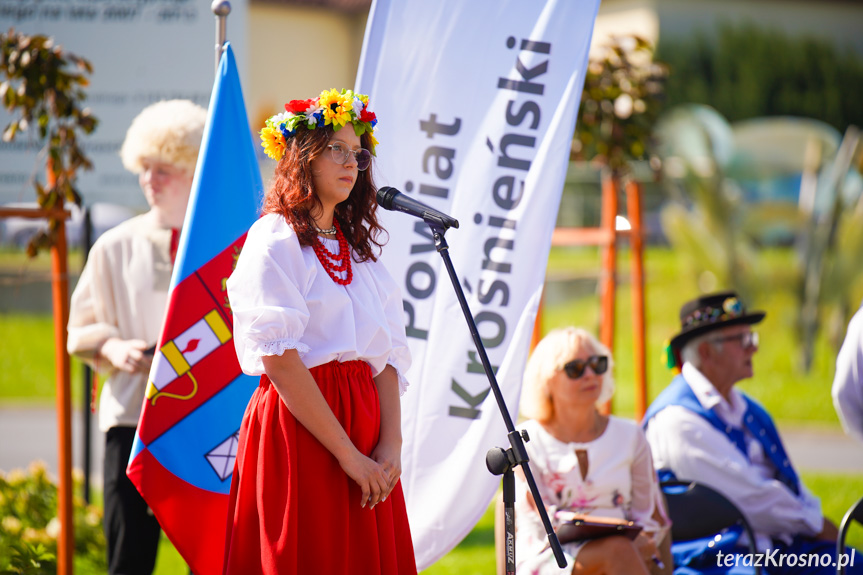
[779,426,863,474]
[1,406,861,487]
[1,405,105,486]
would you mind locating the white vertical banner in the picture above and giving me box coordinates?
[356,0,599,568]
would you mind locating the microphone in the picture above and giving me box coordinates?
[376,186,459,230]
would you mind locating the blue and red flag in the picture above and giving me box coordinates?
[127,43,262,575]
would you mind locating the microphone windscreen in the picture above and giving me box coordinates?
[376,186,397,210]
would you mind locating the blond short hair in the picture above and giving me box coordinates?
[519,327,615,422]
[120,99,207,175]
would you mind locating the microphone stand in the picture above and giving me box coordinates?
[425,219,567,573]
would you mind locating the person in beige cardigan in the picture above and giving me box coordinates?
[67,99,206,575]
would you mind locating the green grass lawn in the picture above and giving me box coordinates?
[542,245,859,426]
[0,313,88,406]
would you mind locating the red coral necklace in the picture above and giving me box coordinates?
[313,219,352,286]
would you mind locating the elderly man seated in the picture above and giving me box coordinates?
[643,291,861,574]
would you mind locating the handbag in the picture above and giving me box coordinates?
[555,514,643,544]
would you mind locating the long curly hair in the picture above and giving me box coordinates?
[262,124,386,262]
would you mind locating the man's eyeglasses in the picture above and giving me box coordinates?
[327,142,371,171]
[709,331,759,349]
[562,355,609,379]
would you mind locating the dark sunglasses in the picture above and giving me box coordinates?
[562,355,609,379]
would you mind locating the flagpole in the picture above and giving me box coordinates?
[212,0,231,73]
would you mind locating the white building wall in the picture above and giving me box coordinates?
[246,5,367,133]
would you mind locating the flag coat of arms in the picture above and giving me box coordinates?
[127,43,263,575]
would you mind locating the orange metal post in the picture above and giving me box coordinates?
[599,172,618,357]
[599,170,618,414]
[0,206,69,219]
[626,179,647,420]
[551,227,616,247]
[51,197,74,575]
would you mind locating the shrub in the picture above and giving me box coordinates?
[0,462,106,574]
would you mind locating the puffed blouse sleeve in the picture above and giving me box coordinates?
[369,255,412,395]
[227,216,313,376]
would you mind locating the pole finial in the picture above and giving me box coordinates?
[212,0,231,16]
[212,0,231,73]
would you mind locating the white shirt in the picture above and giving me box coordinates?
[227,213,411,394]
[833,304,863,444]
[67,211,174,431]
[514,417,667,573]
[645,362,823,550]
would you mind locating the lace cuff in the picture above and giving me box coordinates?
[392,364,410,396]
[240,338,310,376]
[259,339,310,358]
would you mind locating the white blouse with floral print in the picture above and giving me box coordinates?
[513,416,668,574]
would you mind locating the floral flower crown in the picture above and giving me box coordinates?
[260,88,378,162]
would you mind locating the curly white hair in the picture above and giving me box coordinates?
[120,99,207,175]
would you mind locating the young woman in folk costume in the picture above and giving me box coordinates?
[223,89,416,574]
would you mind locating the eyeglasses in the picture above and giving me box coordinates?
[562,355,609,379]
[327,142,371,171]
[709,331,759,349]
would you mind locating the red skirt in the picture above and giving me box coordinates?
[222,360,416,574]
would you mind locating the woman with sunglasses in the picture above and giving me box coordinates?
[222,89,416,574]
[512,327,671,574]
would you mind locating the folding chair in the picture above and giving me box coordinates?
[837,495,863,575]
[661,480,762,575]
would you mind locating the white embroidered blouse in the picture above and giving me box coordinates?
[227,213,411,394]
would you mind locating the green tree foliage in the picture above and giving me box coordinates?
[574,35,668,175]
[657,23,863,131]
[0,28,98,257]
